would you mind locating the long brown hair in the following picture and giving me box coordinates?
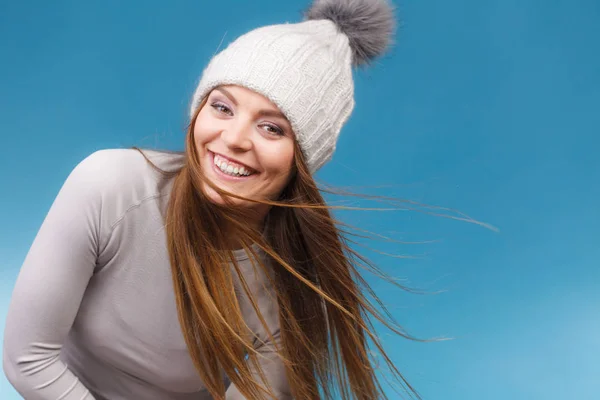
[134,95,488,399]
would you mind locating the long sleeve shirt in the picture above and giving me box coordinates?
[3,148,291,400]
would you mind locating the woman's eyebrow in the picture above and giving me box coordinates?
[216,87,289,123]
[214,87,238,106]
[257,109,288,121]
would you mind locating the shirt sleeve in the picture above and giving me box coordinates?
[2,151,113,400]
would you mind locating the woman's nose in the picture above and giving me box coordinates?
[221,121,252,151]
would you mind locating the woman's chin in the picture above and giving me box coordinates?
[201,182,244,206]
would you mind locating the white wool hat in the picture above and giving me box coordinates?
[190,0,396,173]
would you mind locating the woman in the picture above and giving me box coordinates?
[3,0,418,399]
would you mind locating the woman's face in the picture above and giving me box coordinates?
[193,85,295,213]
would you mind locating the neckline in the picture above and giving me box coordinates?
[231,243,261,261]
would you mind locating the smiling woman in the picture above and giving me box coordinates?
[2,0,424,399]
[196,86,296,222]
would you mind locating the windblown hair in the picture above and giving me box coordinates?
[135,97,426,399]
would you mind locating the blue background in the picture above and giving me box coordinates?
[1,0,598,399]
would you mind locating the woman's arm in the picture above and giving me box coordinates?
[3,152,112,400]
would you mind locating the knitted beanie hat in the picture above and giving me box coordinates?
[190,0,396,173]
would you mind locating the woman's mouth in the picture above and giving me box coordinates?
[210,151,257,180]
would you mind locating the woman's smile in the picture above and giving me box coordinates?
[209,151,258,181]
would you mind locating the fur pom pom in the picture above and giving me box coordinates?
[305,0,396,66]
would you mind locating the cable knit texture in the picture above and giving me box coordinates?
[191,19,354,173]
[189,0,395,172]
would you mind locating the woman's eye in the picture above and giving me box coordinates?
[261,124,284,136]
[211,102,232,115]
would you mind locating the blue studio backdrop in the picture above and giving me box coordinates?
[1,1,598,399]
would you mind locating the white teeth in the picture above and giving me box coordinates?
[212,154,253,177]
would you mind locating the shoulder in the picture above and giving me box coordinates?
[69,148,185,194]
[72,148,184,179]
[62,148,185,226]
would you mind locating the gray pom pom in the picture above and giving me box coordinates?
[305,0,396,66]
